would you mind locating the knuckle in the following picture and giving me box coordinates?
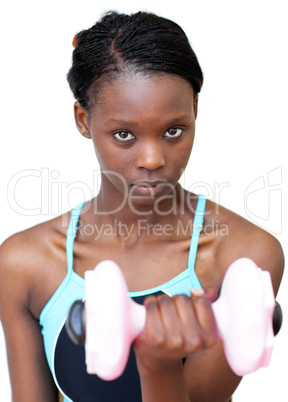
[150,330,165,346]
[205,331,219,348]
[144,295,157,307]
[173,294,190,305]
[159,295,173,307]
[168,334,184,349]
[194,296,213,314]
[142,327,164,347]
[187,333,204,351]
[195,295,210,306]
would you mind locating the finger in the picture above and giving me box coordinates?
[143,295,165,345]
[190,287,218,303]
[192,295,218,347]
[204,287,219,303]
[157,295,184,348]
[172,294,204,351]
[173,294,197,327]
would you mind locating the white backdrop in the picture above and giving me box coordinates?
[0,0,287,400]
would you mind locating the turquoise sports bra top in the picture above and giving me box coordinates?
[39,194,206,401]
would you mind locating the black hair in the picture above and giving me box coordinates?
[67,11,203,111]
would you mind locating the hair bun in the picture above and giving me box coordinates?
[73,31,83,48]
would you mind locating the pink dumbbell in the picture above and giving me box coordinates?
[66,258,282,381]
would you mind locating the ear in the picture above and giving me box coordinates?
[193,94,198,120]
[74,101,91,139]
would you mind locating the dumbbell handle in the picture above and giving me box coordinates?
[66,258,281,381]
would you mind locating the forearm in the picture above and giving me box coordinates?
[138,361,190,402]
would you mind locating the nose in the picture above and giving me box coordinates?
[135,140,165,171]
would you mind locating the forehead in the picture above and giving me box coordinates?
[90,73,195,123]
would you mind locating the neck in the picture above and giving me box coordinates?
[81,185,198,245]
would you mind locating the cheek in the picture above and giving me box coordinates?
[92,137,117,168]
[92,141,131,189]
[96,154,130,194]
[170,151,191,175]
[170,135,194,167]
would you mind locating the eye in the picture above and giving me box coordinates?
[113,130,135,142]
[164,128,183,139]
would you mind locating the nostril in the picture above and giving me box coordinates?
[136,147,165,170]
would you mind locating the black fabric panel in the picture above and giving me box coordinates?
[54,293,163,401]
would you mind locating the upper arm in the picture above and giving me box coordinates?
[0,235,58,402]
[228,223,284,296]
[253,230,284,295]
[183,216,285,402]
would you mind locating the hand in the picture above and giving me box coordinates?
[133,291,219,374]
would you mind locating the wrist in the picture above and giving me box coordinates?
[137,359,190,402]
[136,356,183,377]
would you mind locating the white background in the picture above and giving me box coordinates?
[0,0,287,400]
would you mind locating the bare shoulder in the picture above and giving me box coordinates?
[0,213,69,272]
[0,217,67,402]
[206,199,284,294]
[0,212,70,314]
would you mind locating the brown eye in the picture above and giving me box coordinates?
[164,128,183,138]
[114,131,135,142]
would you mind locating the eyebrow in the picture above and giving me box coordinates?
[106,118,139,127]
[106,115,191,127]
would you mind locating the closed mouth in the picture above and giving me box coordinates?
[131,182,166,196]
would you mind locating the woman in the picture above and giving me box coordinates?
[0,11,284,402]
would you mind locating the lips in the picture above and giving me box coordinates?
[131,181,167,196]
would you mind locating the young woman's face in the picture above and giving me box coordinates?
[75,73,198,206]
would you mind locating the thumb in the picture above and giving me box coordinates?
[190,287,218,303]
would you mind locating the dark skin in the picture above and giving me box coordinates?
[0,73,284,402]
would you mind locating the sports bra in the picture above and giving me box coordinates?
[39,194,206,401]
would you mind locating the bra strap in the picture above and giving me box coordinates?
[66,202,85,275]
[188,194,206,288]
